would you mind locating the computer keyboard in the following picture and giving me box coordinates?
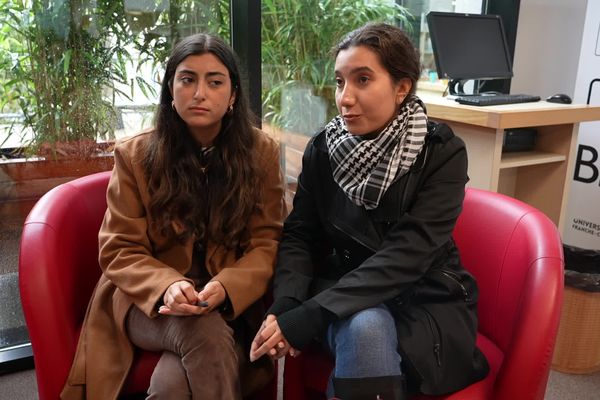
[455,94,541,106]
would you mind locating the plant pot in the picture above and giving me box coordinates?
[0,147,114,221]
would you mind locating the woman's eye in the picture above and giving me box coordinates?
[335,78,344,87]
[209,80,223,86]
[179,76,193,84]
[358,76,370,84]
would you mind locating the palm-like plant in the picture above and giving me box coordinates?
[131,0,229,93]
[0,0,229,158]
[0,0,135,157]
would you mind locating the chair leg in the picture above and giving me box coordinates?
[283,355,310,400]
[332,375,407,400]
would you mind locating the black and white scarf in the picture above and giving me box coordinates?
[325,96,428,210]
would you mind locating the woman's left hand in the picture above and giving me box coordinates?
[158,280,227,316]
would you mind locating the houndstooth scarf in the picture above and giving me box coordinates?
[325,96,428,210]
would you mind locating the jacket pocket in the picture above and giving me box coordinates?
[394,306,445,394]
[421,306,443,368]
[394,300,485,396]
[409,267,472,304]
[437,269,470,302]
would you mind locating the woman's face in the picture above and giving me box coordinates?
[334,45,411,136]
[171,53,236,146]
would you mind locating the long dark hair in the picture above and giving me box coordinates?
[332,23,421,102]
[144,33,259,248]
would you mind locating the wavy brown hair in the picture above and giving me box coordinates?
[144,33,260,248]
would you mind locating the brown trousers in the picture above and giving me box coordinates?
[126,305,242,400]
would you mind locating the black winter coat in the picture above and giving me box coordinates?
[272,121,489,395]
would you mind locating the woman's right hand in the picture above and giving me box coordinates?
[250,314,300,361]
[158,280,209,316]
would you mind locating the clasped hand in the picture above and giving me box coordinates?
[158,280,225,316]
[249,314,300,362]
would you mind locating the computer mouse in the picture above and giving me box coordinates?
[546,93,572,104]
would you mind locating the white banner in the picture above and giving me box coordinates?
[563,0,600,250]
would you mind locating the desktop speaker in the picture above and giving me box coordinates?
[503,128,537,152]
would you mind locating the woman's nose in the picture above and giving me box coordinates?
[339,86,355,107]
[193,82,206,100]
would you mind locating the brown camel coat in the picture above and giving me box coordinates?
[61,129,286,400]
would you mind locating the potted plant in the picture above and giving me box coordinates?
[0,0,136,157]
[261,0,411,134]
[261,0,411,199]
[0,0,138,219]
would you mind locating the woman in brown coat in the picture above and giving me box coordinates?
[61,34,286,400]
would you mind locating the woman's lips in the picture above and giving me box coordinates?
[343,114,360,122]
[190,106,210,112]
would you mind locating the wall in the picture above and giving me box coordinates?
[510,0,587,98]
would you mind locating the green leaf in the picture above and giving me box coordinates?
[63,49,71,75]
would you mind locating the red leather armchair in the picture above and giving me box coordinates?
[19,171,277,400]
[282,188,564,400]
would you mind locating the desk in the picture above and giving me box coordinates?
[420,94,600,231]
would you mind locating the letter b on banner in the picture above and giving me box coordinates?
[574,144,599,184]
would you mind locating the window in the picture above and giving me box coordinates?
[261,0,412,203]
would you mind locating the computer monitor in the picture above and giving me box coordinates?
[427,11,513,95]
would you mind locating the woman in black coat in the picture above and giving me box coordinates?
[251,23,488,399]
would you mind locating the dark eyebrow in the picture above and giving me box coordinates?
[206,71,227,78]
[175,70,227,78]
[176,69,197,76]
[334,66,375,76]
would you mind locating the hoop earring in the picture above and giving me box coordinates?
[171,100,176,111]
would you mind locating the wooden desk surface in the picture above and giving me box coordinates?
[419,93,600,129]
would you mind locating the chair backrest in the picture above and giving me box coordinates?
[19,171,111,400]
[453,188,564,399]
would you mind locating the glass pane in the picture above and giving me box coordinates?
[401,0,484,92]
[0,0,229,362]
[261,0,412,205]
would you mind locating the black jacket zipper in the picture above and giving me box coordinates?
[439,269,470,302]
[331,220,377,252]
[421,307,443,367]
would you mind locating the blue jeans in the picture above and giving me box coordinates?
[324,304,402,396]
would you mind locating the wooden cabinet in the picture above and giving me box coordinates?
[420,94,600,231]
